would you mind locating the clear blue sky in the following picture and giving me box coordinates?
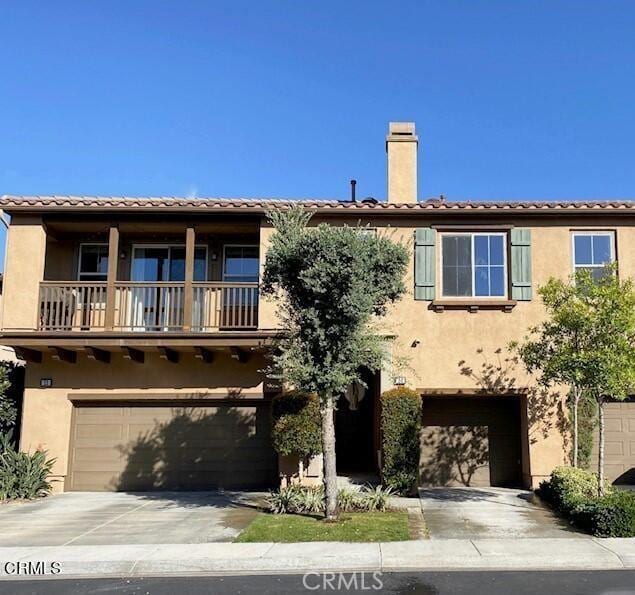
[1,1,634,265]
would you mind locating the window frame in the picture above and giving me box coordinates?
[130,243,209,282]
[439,232,508,299]
[222,244,260,283]
[570,231,615,276]
[77,243,109,282]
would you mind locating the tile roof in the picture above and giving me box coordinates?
[0,195,634,215]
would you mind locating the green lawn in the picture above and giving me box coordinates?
[235,511,410,543]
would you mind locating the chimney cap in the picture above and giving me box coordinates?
[386,121,418,146]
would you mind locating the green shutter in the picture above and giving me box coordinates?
[414,228,436,300]
[510,228,532,301]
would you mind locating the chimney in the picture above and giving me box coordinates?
[386,121,418,204]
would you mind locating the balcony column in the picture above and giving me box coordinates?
[182,226,195,331]
[104,225,119,331]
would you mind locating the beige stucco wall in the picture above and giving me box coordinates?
[20,350,268,492]
[2,217,46,330]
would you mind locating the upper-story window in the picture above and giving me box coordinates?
[572,232,615,281]
[78,244,108,281]
[441,233,507,298]
[223,246,259,283]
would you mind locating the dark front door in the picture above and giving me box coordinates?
[335,371,377,474]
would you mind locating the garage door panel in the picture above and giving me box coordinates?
[420,397,522,488]
[68,402,277,491]
[592,399,635,485]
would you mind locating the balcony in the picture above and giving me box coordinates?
[38,281,259,332]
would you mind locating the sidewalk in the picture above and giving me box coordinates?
[0,538,634,578]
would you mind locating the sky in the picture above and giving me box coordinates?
[1,1,635,264]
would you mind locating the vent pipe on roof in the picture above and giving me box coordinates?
[350,179,357,202]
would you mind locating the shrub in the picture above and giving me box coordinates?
[574,490,635,538]
[0,433,55,501]
[539,466,635,537]
[540,466,600,515]
[266,485,394,515]
[271,391,322,457]
[380,387,421,494]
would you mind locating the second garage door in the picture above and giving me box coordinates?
[420,396,522,488]
[67,402,278,491]
[592,399,635,485]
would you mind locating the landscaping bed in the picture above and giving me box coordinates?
[236,511,410,543]
[539,466,635,537]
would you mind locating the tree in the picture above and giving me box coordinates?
[262,206,408,520]
[514,267,635,494]
[0,363,18,435]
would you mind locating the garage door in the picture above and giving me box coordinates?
[592,399,635,485]
[67,402,278,491]
[420,396,522,488]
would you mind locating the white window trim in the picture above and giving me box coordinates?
[131,243,208,282]
[77,243,109,281]
[439,232,508,299]
[222,244,259,282]
[571,231,615,273]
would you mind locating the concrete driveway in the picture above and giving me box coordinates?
[419,487,583,539]
[0,491,263,546]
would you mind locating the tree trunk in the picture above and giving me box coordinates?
[572,386,580,468]
[597,397,605,497]
[320,396,339,521]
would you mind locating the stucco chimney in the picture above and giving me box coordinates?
[386,122,418,204]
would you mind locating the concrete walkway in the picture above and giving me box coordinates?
[0,538,634,578]
[419,487,577,539]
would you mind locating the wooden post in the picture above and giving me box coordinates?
[104,226,119,331]
[182,226,195,331]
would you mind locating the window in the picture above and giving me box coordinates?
[223,246,259,283]
[78,244,109,281]
[441,233,506,298]
[572,232,615,281]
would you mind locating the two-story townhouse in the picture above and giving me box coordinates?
[1,122,634,493]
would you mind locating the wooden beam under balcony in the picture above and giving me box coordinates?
[122,347,144,363]
[14,347,42,363]
[230,347,249,363]
[158,347,179,363]
[194,347,214,363]
[85,347,111,363]
[50,347,77,364]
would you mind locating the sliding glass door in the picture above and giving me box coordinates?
[130,246,206,330]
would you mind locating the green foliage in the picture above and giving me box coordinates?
[0,363,23,437]
[0,433,55,501]
[380,387,422,494]
[539,466,601,515]
[262,205,409,401]
[539,466,635,537]
[516,266,635,402]
[576,490,635,538]
[271,391,322,457]
[266,484,394,515]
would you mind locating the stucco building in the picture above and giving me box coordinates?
[1,122,633,492]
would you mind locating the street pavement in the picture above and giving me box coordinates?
[1,570,634,594]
